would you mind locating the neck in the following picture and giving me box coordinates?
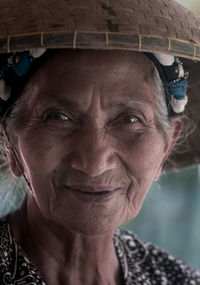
[9,195,123,285]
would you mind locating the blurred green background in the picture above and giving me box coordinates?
[0,0,199,271]
[121,166,200,269]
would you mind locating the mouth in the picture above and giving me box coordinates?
[65,185,120,204]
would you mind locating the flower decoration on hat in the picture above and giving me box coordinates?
[147,53,188,115]
[0,48,46,114]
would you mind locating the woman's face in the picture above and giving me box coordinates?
[9,50,177,234]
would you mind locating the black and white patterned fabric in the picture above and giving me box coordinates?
[0,218,199,284]
[114,229,200,285]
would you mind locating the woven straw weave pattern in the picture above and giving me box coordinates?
[0,0,199,45]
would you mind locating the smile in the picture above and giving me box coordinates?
[65,185,121,204]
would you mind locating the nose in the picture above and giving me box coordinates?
[70,129,118,177]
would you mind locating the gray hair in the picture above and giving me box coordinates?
[153,68,172,138]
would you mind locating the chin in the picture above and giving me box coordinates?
[50,210,120,236]
[39,195,125,235]
[66,222,118,236]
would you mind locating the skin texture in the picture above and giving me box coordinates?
[7,50,183,285]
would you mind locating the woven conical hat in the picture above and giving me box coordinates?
[0,0,200,58]
[0,0,200,169]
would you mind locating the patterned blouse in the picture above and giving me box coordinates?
[0,219,199,285]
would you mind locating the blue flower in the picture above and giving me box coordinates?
[12,52,31,77]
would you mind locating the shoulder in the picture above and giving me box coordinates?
[0,217,45,284]
[0,217,15,267]
[114,228,200,284]
[0,217,11,250]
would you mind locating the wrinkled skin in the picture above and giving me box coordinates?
[7,50,182,285]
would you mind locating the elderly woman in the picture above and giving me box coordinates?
[0,0,200,284]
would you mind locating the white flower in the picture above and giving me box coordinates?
[153,52,175,66]
[29,48,47,58]
[171,96,188,114]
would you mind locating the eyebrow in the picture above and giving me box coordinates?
[108,98,152,109]
[40,96,82,111]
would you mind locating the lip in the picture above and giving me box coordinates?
[65,185,121,204]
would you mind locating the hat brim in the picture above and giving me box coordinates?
[1,31,200,62]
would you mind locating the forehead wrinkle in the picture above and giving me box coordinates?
[36,95,82,112]
[107,97,152,110]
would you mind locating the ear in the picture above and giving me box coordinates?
[164,115,184,153]
[6,145,24,177]
[154,115,184,180]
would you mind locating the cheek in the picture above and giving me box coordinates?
[119,130,166,221]
[17,132,73,219]
[17,130,73,192]
[119,129,166,176]
[19,128,69,165]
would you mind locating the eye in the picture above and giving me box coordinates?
[111,112,142,131]
[45,111,70,121]
[122,114,139,124]
[49,112,69,121]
